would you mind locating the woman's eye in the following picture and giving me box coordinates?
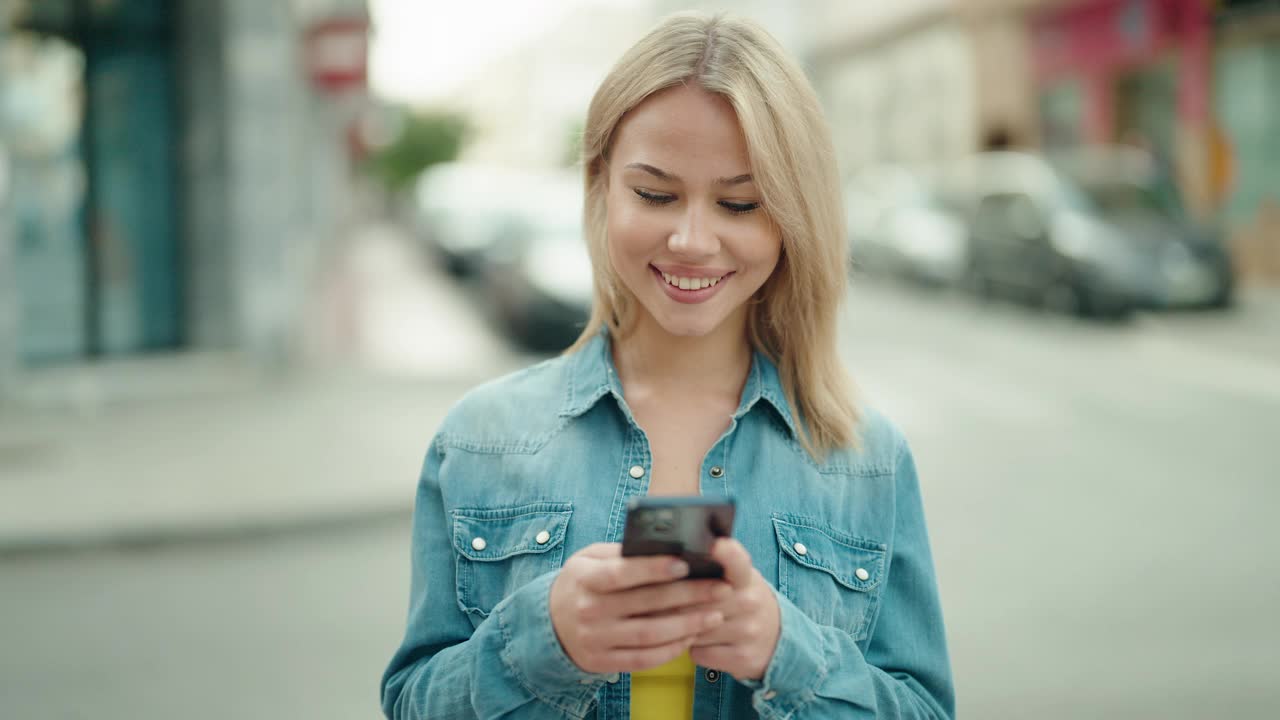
[633,188,759,215]
[720,201,760,215]
[634,188,675,206]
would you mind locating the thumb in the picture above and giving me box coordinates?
[711,538,755,589]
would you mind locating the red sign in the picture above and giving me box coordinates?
[305,17,369,93]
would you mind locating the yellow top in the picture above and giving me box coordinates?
[630,651,696,720]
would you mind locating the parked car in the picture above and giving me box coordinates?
[846,166,967,286]
[478,176,594,351]
[413,163,539,277]
[1052,147,1233,310]
[843,170,891,273]
[943,149,1231,319]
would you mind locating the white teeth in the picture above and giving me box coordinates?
[660,270,725,290]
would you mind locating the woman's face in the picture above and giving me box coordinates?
[605,84,782,339]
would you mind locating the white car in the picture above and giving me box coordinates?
[846,166,968,286]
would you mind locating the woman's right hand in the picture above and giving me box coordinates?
[549,542,730,674]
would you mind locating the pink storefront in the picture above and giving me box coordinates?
[1031,0,1216,206]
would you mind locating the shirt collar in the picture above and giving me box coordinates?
[562,327,625,419]
[561,328,799,439]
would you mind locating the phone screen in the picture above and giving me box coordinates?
[620,496,735,579]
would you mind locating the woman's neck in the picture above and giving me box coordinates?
[611,311,753,403]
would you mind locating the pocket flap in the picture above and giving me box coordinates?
[772,516,887,592]
[452,502,572,561]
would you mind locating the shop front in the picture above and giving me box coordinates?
[1031,0,1218,213]
[1213,0,1280,282]
[2,0,181,365]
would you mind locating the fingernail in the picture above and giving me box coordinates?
[705,611,724,626]
[669,560,690,578]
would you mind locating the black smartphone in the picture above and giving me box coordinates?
[620,496,735,579]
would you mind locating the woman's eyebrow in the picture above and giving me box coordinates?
[624,162,753,187]
[625,162,678,182]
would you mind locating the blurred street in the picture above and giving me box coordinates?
[0,223,525,550]
[843,278,1280,719]
[2,226,1278,718]
[3,1,1279,718]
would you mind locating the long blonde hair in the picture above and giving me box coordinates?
[568,11,858,459]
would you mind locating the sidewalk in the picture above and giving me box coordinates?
[0,363,480,552]
[0,221,527,553]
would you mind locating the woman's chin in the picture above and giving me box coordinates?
[652,310,724,339]
[629,288,742,339]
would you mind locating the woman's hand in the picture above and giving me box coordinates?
[549,543,731,674]
[688,538,781,681]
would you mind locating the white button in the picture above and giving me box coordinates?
[793,542,808,556]
[471,537,487,551]
[535,530,551,545]
[629,465,645,479]
[855,567,870,582]
[763,690,778,701]
[607,673,620,684]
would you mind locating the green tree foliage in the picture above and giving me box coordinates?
[561,119,584,169]
[367,110,468,192]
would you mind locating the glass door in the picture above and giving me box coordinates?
[1,32,88,363]
[7,0,181,363]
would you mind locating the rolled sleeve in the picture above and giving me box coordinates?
[738,588,830,718]
[493,570,611,715]
[381,439,610,720]
[734,438,954,720]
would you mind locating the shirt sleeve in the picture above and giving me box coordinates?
[379,439,611,719]
[740,440,955,719]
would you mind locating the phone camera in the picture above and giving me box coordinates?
[642,509,675,535]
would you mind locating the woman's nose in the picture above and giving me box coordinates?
[667,207,719,256]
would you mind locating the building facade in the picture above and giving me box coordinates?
[810,2,1003,176]
[808,0,1278,282]
[1213,0,1280,282]
[0,0,368,399]
[1029,0,1217,209]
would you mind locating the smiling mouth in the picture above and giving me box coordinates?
[653,266,733,291]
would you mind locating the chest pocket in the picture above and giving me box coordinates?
[452,502,572,621]
[773,515,887,641]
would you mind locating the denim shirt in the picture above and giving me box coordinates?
[381,331,955,719]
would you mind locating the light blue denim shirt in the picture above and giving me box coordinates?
[381,330,955,719]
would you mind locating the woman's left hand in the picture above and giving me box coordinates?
[688,538,780,681]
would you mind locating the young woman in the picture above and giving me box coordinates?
[381,12,954,720]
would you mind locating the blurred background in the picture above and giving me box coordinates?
[0,0,1277,718]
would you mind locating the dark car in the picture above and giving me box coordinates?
[478,178,594,352]
[1053,148,1233,310]
[947,150,1232,319]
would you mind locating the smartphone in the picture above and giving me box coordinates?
[620,496,735,579]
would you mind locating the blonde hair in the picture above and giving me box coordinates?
[568,11,859,459]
